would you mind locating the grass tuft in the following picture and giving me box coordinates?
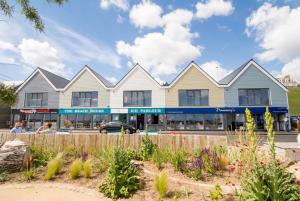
[69,159,82,179]
[82,159,92,178]
[154,171,168,200]
[45,152,63,180]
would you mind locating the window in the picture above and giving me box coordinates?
[72,91,98,107]
[123,91,151,107]
[238,88,269,106]
[178,89,209,106]
[25,93,48,107]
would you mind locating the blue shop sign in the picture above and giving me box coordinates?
[128,108,165,114]
[59,108,110,114]
[165,107,288,114]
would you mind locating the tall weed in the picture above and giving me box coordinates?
[154,171,168,200]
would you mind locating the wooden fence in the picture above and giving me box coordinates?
[0,132,227,153]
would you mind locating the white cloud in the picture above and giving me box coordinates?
[154,77,165,85]
[100,0,129,11]
[48,20,121,69]
[0,55,16,65]
[118,8,201,76]
[246,3,300,62]
[195,0,234,19]
[0,40,18,52]
[282,58,300,83]
[246,3,300,82]
[0,40,18,65]
[129,0,163,29]
[105,76,118,84]
[18,39,70,76]
[200,60,232,81]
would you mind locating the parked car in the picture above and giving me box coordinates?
[99,121,136,134]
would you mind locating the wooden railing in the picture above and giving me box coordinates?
[0,132,227,153]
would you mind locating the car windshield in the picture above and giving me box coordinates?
[107,121,122,126]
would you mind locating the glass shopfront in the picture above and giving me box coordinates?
[11,109,59,131]
[166,114,224,131]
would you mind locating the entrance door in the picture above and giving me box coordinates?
[137,114,145,130]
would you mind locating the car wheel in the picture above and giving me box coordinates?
[125,129,130,134]
[101,129,107,134]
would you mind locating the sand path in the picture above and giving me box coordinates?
[0,182,111,201]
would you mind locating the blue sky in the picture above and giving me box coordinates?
[1,0,300,84]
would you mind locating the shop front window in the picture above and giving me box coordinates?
[235,114,245,130]
[166,114,185,130]
[44,113,58,129]
[25,92,48,107]
[179,89,209,106]
[93,114,110,129]
[27,113,44,131]
[76,114,92,129]
[204,114,223,130]
[123,91,151,107]
[72,91,98,107]
[238,88,269,106]
[60,114,76,129]
[186,114,204,130]
[112,114,127,123]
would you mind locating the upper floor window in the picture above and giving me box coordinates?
[179,89,209,106]
[238,88,270,106]
[123,90,151,107]
[25,92,48,107]
[72,91,98,107]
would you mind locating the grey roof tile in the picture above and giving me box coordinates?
[218,59,252,85]
[38,67,69,89]
[85,66,114,88]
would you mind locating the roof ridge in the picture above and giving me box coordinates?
[84,65,114,88]
[37,67,69,82]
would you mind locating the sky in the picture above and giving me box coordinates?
[1,0,300,85]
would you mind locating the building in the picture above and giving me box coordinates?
[12,59,289,131]
[278,75,298,87]
[12,68,69,130]
[219,60,288,131]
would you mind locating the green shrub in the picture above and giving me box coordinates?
[171,150,187,172]
[96,148,112,173]
[139,135,157,160]
[69,159,82,179]
[154,171,168,200]
[31,145,55,167]
[126,148,142,160]
[210,184,223,201]
[82,159,92,178]
[0,169,8,182]
[24,169,35,181]
[152,149,169,170]
[45,152,63,180]
[239,108,300,201]
[99,148,140,199]
[63,145,83,159]
[239,162,300,201]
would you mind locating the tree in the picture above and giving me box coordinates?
[0,0,67,32]
[0,83,18,107]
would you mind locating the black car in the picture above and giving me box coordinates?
[99,121,136,134]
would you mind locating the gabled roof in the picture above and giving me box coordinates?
[63,65,113,90]
[16,67,69,93]
[167,61,221,88]
[219,59,288,92]
[38,68,69,89]
[113,63,163,89]
[218,59,251,85]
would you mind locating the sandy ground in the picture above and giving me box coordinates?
[0,182,111,201]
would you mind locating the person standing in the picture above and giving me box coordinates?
[284,116,289,132]
[10,121,25,134]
